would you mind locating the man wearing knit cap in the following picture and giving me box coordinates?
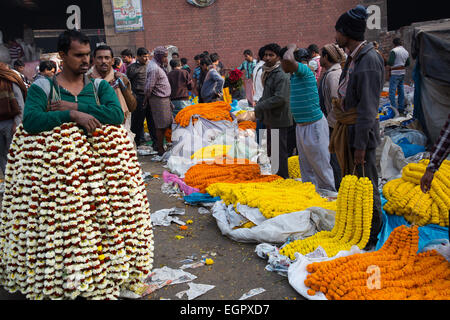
[330,5,385,250]
[144,46,172,156]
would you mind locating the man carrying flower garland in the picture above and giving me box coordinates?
[23,31,124,134]
[330,5,385,249]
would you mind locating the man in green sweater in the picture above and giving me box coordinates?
[23,30,124,134]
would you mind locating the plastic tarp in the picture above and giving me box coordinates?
[411,21,450,145]
[376,136,408,183]
[211,200,335,244]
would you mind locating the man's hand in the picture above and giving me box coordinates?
[70,110,102,133]
[287,43,297,51]
[48,100,78,112]
[354,149,366,165]
[420,168,434,193]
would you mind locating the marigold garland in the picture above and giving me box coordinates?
[174,101,233,127]
[184,159,281,193]
[0,123,154,300]
[303,225,450,300]
[206,179,336,219]
[279,175,373,258]
[383,160,449,227]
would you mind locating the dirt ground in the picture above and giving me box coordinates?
[0,155,303,301]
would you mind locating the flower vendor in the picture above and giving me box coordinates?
[0,30,154,300]
[22,30,124,135]
[254,43,293,179]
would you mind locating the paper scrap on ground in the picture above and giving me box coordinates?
[151,208,186,226]
[175,282,215,300]
[239,287,266,300]
[198,207,210,215]
[137,145,158,156]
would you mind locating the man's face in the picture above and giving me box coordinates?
[200,63,208,73]
[59,40,91,75]
[122,55,132,64]
[42,68,56,77]
[137,54,150,65]
[335,31,348,50]
[15,66,25,73]
[244,54,252,62]
[94,49,113,75]
[161,53,169,67]
[263,50,279,67]
[195,59,200,66]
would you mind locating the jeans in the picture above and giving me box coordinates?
[389,74,405,112]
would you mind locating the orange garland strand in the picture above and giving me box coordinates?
[238,121,257,131]
[174,101,233,127]
[184,159,281,193]
[304,225,450,300]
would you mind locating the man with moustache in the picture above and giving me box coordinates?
[23,30,124,134]
[87,45,137,143]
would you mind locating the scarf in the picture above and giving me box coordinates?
[328,99,358,176]
[88,67,129,123]
[261,61,281,86]
[0,62,27,121]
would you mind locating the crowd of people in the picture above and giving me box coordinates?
[0,5,448,299]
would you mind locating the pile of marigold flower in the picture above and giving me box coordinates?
[174,101,233,127]
[280,175,373,259]
[206,178,336,219]
[184,159,281,193]
[303,225,450,300]
[383,159,449,226]
[0,123,154,300]
[238,121,256,131]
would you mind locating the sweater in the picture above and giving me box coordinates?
[23,76,124,134]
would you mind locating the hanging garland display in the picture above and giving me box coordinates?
[0,123,154,300]
[279,175,373,259]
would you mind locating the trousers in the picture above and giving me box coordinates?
[131,94,157,146]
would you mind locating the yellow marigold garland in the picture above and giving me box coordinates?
[279,175,373,259]
[288,156,301,179]
[174,101,233,127]
[206,179,336,219]
[304,225,450,300]
[383,160,449,227]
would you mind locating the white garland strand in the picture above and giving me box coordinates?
[0,123,154,300]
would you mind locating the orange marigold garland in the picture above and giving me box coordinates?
[238,121,256,131]
[184,159,281,193]
[174,101,233,127]
[304,225,450,300]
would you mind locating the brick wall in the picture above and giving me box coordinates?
[105,0,359,70]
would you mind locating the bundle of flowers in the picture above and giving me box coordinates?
[174,101,233,127]
[206,179,336,219]
[225,68,244,91]
[238,121,256,131]
[0,123,154,300]
[303,225,450,300]
[383,159,449,226]
[184,159,281,193]
[288,156,301,179]
[280,175,372,259]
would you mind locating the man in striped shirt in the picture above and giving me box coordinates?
[281,44,336,192]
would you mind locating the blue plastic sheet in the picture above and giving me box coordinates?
[376,195,449,252]
[396,137,426,158]
[184,192,220,205]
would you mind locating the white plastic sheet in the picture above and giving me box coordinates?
[211,200,335,244]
